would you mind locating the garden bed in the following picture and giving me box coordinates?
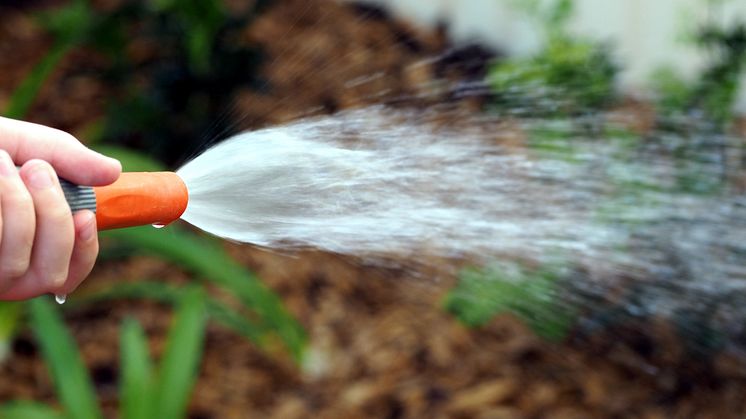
[1,0,746,417]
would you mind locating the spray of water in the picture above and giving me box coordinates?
[177,105,746,351]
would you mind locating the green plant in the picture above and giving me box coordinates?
[0,302,22,360]
[0,0,98,359]
[4,0,93,119]
[93,146,305,359]
[0,4,304,394]
[98,226,306,359]
[4,95,304,361]
[649,9,745,194]
[444,262,575,341]
[653,4,746,129]
[85,0,270,165]
[67,281,265,344]
[0,288,207,419]
[490,0,618,117]
[5,0,270,164]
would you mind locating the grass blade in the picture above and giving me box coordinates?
[4,41,72,119]
[152,287,207,419]
[0,402,63,419]
[101,226,306,360]
[0,302,23,361]
[71,281,266,345]
[28,298,102,419]
[120,318,154,419]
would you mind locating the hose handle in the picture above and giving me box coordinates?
[59,172,188,230]
[60,180,96,213]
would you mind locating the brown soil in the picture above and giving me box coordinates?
[1,1,746,418]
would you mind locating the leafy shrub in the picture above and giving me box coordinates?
[1,0,306,362]
[0,288,208,419]
[444,262,575,342]
[653,20,746,129]
[490,0,618,117]
[7,0,271,165]
[92,0,272,164]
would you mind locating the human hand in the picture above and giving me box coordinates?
[0,117,121,300]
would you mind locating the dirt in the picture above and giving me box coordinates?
[1,0,746,418]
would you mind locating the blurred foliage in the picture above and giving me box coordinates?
[653,4,746,130]
[92,0,271,165]
[67,281,265,344]
[444,262,575,342]
[0,289,207,419]
[490,0,618,117]
[4,0,91,119]
[8,0,271,165]
[1,0,306,370]
[99,226,306,359]
[0,402,63,419]
[0,302,23,360]
[27,298,103,419]
[95,146,306,360]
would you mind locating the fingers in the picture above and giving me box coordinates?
[0,116,121,186]
[56,210,98,295]
[0,150,35,292]
[23,160,76,288]
[1,160,76,300]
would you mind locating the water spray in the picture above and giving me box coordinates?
[48,106,746,354]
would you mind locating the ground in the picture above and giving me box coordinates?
[1,1,746,418]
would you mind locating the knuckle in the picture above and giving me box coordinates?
[47,270,69,289]
[3,188,33,209]
[19,159,44,172]
[50,271,68,289]
[0,260,30,279]
[54,130,78,145]
[48,203,73,221]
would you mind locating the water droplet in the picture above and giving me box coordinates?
[152,223,166,229]
[54,294,67,305]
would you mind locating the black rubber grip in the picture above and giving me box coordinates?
[15,166,97,213]
[60,179,97,213]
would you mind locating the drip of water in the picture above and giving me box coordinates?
[152,223,166,229]
[176,105,746,350]
[54,294,67,305]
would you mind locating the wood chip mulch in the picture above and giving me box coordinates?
[1,0,746,417]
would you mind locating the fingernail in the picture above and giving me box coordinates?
[0,152,14,177]
[27,162,55,189]
[79,211,96,241]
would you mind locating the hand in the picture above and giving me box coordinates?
[0,117,121,300]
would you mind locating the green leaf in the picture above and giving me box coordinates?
[120,318,154,419]
[4,41,73,119]
[152,288,207,419]
[71,281,266,345]
[0,402,63,419]
[444,263,575,341]
[0,302,23,361]
[37,0,94,44]
[4,0,97,119]
[547,0,574,29]
[101,226,306,360]
[28,298,102,419]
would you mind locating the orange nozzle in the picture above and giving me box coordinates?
[93,172,188,230]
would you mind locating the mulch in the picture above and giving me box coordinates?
[1,0,746,417]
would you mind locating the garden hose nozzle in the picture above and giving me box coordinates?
[61,172,188,230]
